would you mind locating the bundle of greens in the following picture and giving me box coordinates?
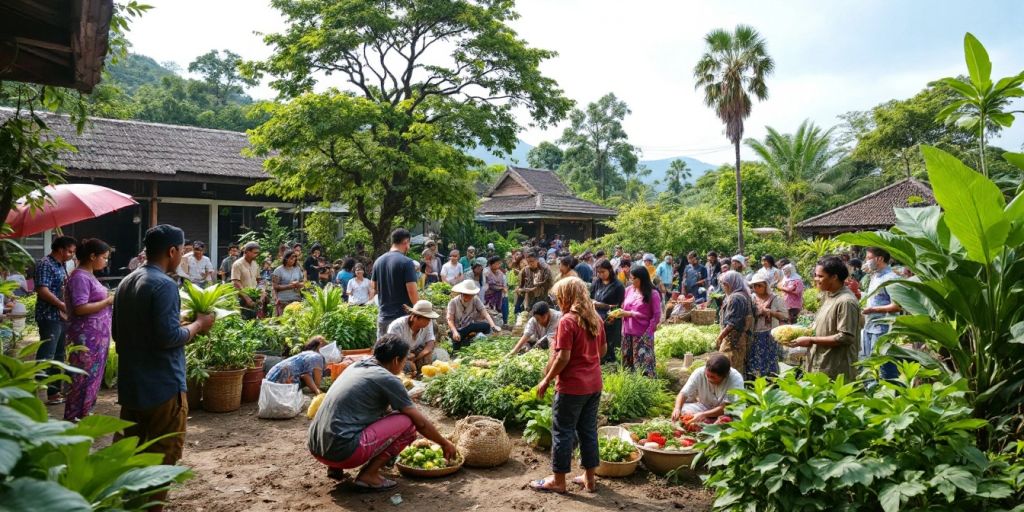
[601,370,675,423]
[180,281,238,321]
[599,437,638,462]
[653,323,719,361]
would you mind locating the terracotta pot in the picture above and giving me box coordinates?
[241,366,264,403]
[201,368,245,413]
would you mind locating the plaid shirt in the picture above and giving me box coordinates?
[35,255,68,322]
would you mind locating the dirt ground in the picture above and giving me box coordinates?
[65,389,713,512]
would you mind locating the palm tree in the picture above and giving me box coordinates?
[664,159,691,196]
[745,120,843,240]
[694,25,774,253]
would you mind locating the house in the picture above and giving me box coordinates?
[1,0,113,93]
[476,166,617,241]
[7,109,293,271]
[796,178,936,237]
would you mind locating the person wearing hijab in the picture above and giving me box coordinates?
[748,275,788,378]
[778,264,806,324]
[716,270,753,374]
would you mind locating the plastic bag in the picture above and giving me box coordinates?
[257,379,304,419]
[319,341,342,364]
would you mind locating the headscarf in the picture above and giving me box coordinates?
[718,270,750,298]
[782,264,803,283]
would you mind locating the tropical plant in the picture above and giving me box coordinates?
[521,407,553,448]
[0,347,191,510]
[600,370,674,423]
[185,318,253,374]
[694,24,775,253]
[745,120,844,239]
[699,368,1022,511]
[838,145,1024,451]
[301,285,344,320]
[315,304,378,351]
[794,237,849,275]
[556,92,639,200]
[664,159,692,197]
[935,33,1024,177]
[236,208,294,261]
[179,281,238,321]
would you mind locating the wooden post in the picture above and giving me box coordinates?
[208,203,218,266]
[149,181,158,227]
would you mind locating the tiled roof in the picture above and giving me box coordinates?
[0,108,267,181]
[796,178,936,233]
[478,166,616,217]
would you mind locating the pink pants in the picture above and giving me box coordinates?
[313,413,417,470]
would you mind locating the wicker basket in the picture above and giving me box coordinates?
[202,368,245,413]
[452,416,511,468]
[689,309,717,326]
[595,426,640,478]
[397,453,464,478]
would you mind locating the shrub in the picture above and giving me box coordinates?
[802,287,821,313]
[600,370,674,423]
[700,366,1023,511]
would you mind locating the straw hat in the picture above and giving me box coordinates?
[452,280,481,295]
[749,274,769,286]
[405,300,439,319]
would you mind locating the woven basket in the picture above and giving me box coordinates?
[452,416,511,468]
[202,368,245,413]
[689,309,717,326]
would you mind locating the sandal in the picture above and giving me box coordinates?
[46,395,65,405]
[571,475,597,493]
[354,478,398,492]
[529,478,567,494]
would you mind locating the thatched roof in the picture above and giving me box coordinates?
[0,0,113,93]
[0,108,267,184]
[478,166,616,219]
[796,178,936,235]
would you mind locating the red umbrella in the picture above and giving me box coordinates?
[4,184,138,239]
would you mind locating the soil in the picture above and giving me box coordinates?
[73,389,714,512]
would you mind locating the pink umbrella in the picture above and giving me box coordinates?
[4,184,138,239]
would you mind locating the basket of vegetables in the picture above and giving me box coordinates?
[396,439,463,478]
[595,426,641,477]
[625,419,700,475]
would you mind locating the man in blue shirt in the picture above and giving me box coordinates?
[113,225,214,476]
[34,236,77,404]
[861,246,902,380]
[371,228,419,338]
[683,251,709,302]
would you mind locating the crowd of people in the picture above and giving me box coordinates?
[12,223,906,499]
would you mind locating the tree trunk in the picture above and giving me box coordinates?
[734,141,744,254]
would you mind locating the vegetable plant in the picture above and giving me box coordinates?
[601,370,674,423]
[315,304,378,350]
[420,282,454,309]
[699,366,1023,511]
[654,324,718,361]
[179,281,238,321]
[398,440,455,470]
[599,437,638,463]
[521,407,552,448]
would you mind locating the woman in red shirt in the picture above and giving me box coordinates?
[530,277,607,494]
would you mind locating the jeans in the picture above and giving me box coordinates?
[501,296,509,325]
[36,318,67,396]
[551,391,601,474]
[454,322,491,350]
[862,327,899,380]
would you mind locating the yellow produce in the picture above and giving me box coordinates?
[422,365,440,377]
[307,393,326,419]
[435,361,451,374]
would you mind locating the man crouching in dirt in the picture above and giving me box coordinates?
[308,334,456,491]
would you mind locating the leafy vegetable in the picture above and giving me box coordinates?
[802,287,821,313]
[522,407,552,447]
[315,304,378,350]
[601,370,674,422]
[180,281,238,320]
[398,441,453,470]
[654,323,719,360]
[420,281,454,309]
[599,437,638,463]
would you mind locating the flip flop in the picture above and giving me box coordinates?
[354,478,398,492]
[571,475,597,493]
[529,479,567,494]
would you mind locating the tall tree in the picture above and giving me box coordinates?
[694,25,774,253]
[745,120,842,239]
[526,141,563,170]
[709,162,786,231]
[188,49,257,103]
[246,0,571,253]
[664,159,691,196]
[557,92,638,200]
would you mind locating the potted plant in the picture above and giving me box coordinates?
[187,320,252,413]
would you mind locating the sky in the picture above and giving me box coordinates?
[126,0,1024,166]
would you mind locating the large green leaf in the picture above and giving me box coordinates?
[0,478,92,512]
[1004,186,1024,246]
[65,415,134,439]
[922,146,1008,264]
[96,465,192,501]
[891,316,961,350]
[963,33,991,90]
[0,438,21,474]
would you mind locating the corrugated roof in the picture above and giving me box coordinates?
[796,178,936,233]
[478,166,616,217]
[0,107,267,181]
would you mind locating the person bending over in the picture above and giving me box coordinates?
[671,353,743,424]
[508,302,562,356]
[266,336,327,394]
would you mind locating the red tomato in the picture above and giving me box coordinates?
[716,415,732,424]
[673,429,684,438]
[681,438,696,447]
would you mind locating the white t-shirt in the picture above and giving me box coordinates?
[681,367,744,409]
[347,277,372,305]
[523,310,562,342]
[184,255,215,284]
[387,315,436,351]
[440,262,464,285]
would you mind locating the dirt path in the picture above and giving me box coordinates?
[75,389,713,511]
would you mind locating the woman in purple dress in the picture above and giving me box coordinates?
[63,238,114,421]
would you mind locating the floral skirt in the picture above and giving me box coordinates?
[719,329,749,375]
[747,331,780,379]
[622,333,656,378]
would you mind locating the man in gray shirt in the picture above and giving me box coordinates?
[308,335,455,490]
[508,302,562,356]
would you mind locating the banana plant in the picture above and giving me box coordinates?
[179,281,238,321]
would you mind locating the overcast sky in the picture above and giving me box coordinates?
[127,0,1024,165]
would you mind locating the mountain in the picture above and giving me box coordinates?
[104,54,176,93]
[466,139,717,188]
